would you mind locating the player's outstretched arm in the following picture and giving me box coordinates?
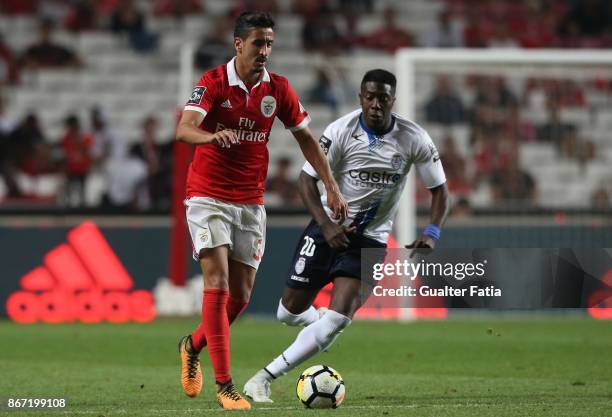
[292,127,348,221]
[298,171,354,250]
[406,182,450,250]
[176,110,237,148]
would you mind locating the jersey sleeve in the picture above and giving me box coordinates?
[302,124,342,179]
[414,129,447,189]
[183,73,217,118]
[277,79,311,132]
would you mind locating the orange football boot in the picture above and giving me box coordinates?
[216,381,252,410]
[178,335,202,397]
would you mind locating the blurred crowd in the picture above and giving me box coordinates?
[0,0,185,210]
[0,100,173,211]
[420,73,608,211]
[0,0,611,213]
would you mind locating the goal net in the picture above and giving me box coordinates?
[395,49,612,247]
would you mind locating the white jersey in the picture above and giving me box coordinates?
[303,109,446,244]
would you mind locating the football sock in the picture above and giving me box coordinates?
[276,299,320,327]
[192,293,248,352]
[202,288,231,384]
[227,295,249,322]
[265,310,351,378]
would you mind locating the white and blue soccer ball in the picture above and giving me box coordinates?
[296,365,345,409]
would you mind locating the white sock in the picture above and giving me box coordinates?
[276,299,319,327]
[265,310,351,378]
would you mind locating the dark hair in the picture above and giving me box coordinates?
[129,143,144,159]
[65,114,79,128]
[234,11,275,39]
[361,69,397,90]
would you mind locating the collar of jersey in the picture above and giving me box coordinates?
[359,114,395,138]
[227,57,270,94]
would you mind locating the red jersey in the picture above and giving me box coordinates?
[184,58,310,204]
[62,131,93,175]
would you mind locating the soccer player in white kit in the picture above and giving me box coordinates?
[244,69,450,402]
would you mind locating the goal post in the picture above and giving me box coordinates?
[169,42,196,287]
[392,48,612,320]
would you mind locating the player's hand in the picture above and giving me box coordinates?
[321,221,355,250]
[405,235,435,258]
[326,187,349,223]
[210,129,238,148]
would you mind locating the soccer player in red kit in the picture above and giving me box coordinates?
[175,11,349,410]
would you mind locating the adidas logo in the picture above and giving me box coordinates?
[5,221,156,324]
[221,99,232,109]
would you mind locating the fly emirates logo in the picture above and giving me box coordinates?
[215,117,267,143]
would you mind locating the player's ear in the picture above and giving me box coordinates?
[234,37,242,54]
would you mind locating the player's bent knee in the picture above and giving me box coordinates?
[314,310,351,348]
[203,272,229,289]
[326,310,352,332]
[276,299,303,325]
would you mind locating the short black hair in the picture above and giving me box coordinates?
[65,114,79,128]
[361,69,397,91]
[234,11,275,39]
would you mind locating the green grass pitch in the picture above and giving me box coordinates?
[1,317,611,416]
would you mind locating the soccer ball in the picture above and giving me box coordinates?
[296,365,345,409]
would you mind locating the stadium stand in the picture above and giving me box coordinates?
[0,0,610,212]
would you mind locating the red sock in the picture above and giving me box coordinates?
[202,288,230,384]
[227,296,249,322]
[192,294,248,352]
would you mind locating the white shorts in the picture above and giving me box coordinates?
[186,196,266,270]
